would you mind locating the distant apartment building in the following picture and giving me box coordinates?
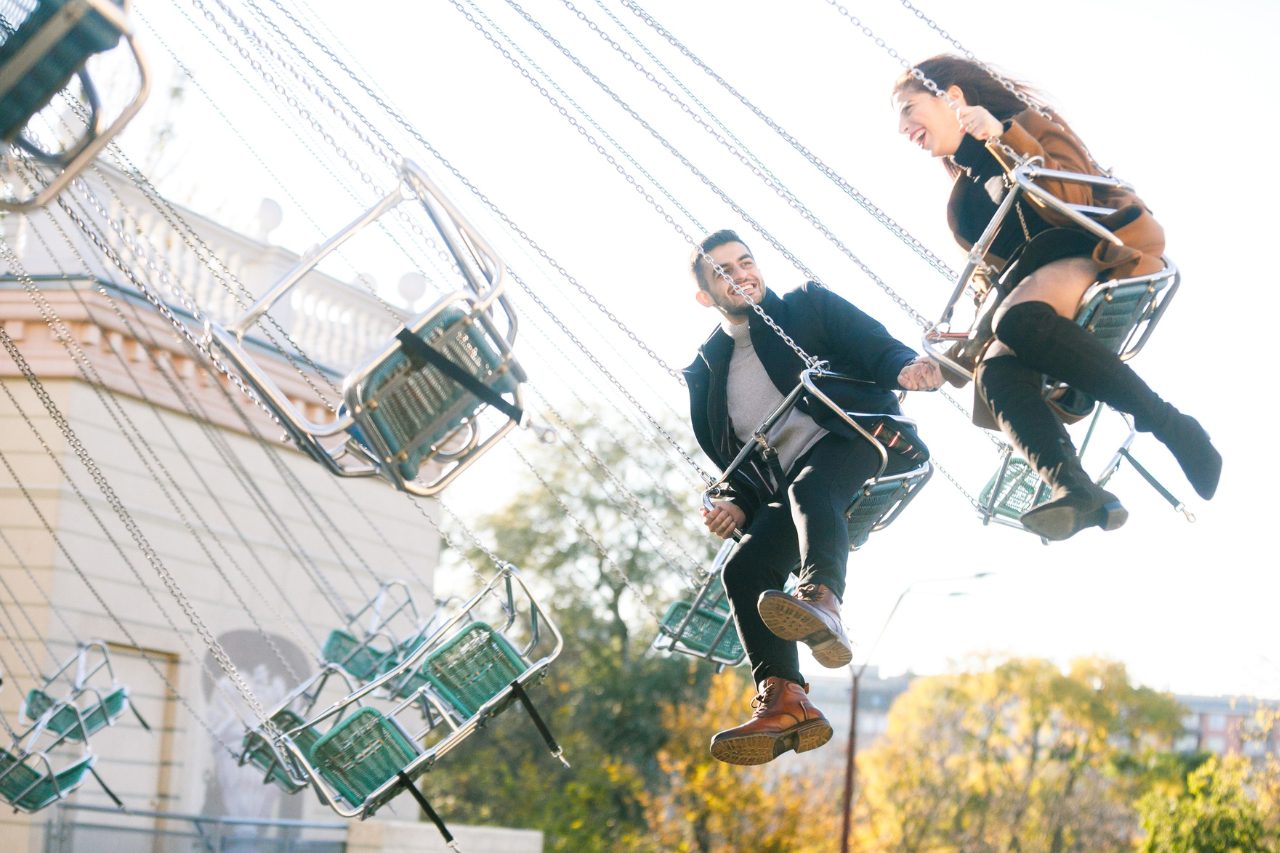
[1175,694,1280,759]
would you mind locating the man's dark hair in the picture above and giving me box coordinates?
[690,229,751,291]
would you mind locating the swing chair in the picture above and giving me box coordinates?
[238,664,359,795]
[240,582,463,794]
[922,158,1185,534]
[667,365,931,657]
[0,675,121,813]
[654,538,745,670]
[19,640,149,743]
[0,0,149,211]
[206,158,528,497]
[252,565,563,821]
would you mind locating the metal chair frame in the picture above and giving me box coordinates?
[920,158,1190,534]
[653,539,745,670]
[701,366,933,548]
[275,566,563,819]
[206,159,526,496]
[20,641,147,743]
[0,0,150,210]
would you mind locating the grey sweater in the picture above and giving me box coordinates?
[724,319,826,477]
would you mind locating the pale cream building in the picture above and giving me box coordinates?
[0,168,540,852]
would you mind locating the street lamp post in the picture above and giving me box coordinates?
[838,572,992,853]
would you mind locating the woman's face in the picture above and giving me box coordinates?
[896,85,965,158]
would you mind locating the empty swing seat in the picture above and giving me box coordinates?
[657,597,744,664]
[0,0,148,210]
[241,709,320,794]
[0,0,121,137]
[655,540,745,667]
[205,159,526,497]
[0,747,94,812]
[308,707,421,810]
[23,686,128,742]
[321,630,397,684]
[348,305,520,484]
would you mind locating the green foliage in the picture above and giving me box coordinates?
[1137,755,1278,853]
[432,412,725,848]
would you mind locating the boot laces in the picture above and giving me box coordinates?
[750,680,781,716]
[796,582,823,602]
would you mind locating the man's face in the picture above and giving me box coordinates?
[696,241,764,319]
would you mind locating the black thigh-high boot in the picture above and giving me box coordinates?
[978,356,1128,540]
[995,301,1221,499]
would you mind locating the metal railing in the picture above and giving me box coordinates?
[43,802,347,853]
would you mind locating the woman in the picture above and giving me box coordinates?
[893,55,1220,540]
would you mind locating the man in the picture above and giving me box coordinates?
[684,230,942,766]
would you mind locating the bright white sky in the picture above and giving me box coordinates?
[119,0,1279,699]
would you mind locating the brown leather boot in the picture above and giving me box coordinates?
[709,677,833,765]
[756,582,853,668]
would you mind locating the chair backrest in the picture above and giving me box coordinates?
[0,0,123,140]
[307,706,420,807]
[346,301,522,490]
[846,462,932,549]
[0,745,94,812]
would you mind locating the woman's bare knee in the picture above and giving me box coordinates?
[994,257,1102,327]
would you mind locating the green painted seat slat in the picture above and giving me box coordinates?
[658,600,743,660]
[307,707,420,807]
[321,630,396,683]
[241,709,317,793]
[0,0,123,141]
[979,458,1051,521]
[0,747,92,812]
[357,307,517,480]
[413,622,525,720]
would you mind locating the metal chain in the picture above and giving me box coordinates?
[510,446,666,626]
[14,204,310,682]
[822,1,1027,168]
[561,0,935,332]
[464,0,706,238]
[619,0,960,284]
[468,0,819,370]
[0,246,278,734]
[893,0,1114,177]
[225,0,739,485]
[0,444,245,758]
[531,390,705,589]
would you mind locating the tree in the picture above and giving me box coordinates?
[1137,755,1278,852]
[430,412,724,849]
[854,657,1185,852]
[640,669,844,852]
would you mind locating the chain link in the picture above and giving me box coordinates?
[618,0,959,285]
[0,444,245,758]
[0,247,278,736]
[893,0,1114,177]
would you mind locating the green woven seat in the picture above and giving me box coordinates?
[979,458,1051,522]
[658,600,743,661]
[307,707,420,807]
[0,747,93,812]
[1077,280,1161,355]
[0,0,123,141]
[241,709,318,793]
[356,307,518,481]
[411,622,526,720]
[321,630,396,682]
[847,479,911,548]
[25,687,128,742]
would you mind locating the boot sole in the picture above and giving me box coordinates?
[709,719,834,766]
[1021,499,1128,541]
[757,593,853,669]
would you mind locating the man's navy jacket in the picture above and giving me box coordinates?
[683,282,921,524]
